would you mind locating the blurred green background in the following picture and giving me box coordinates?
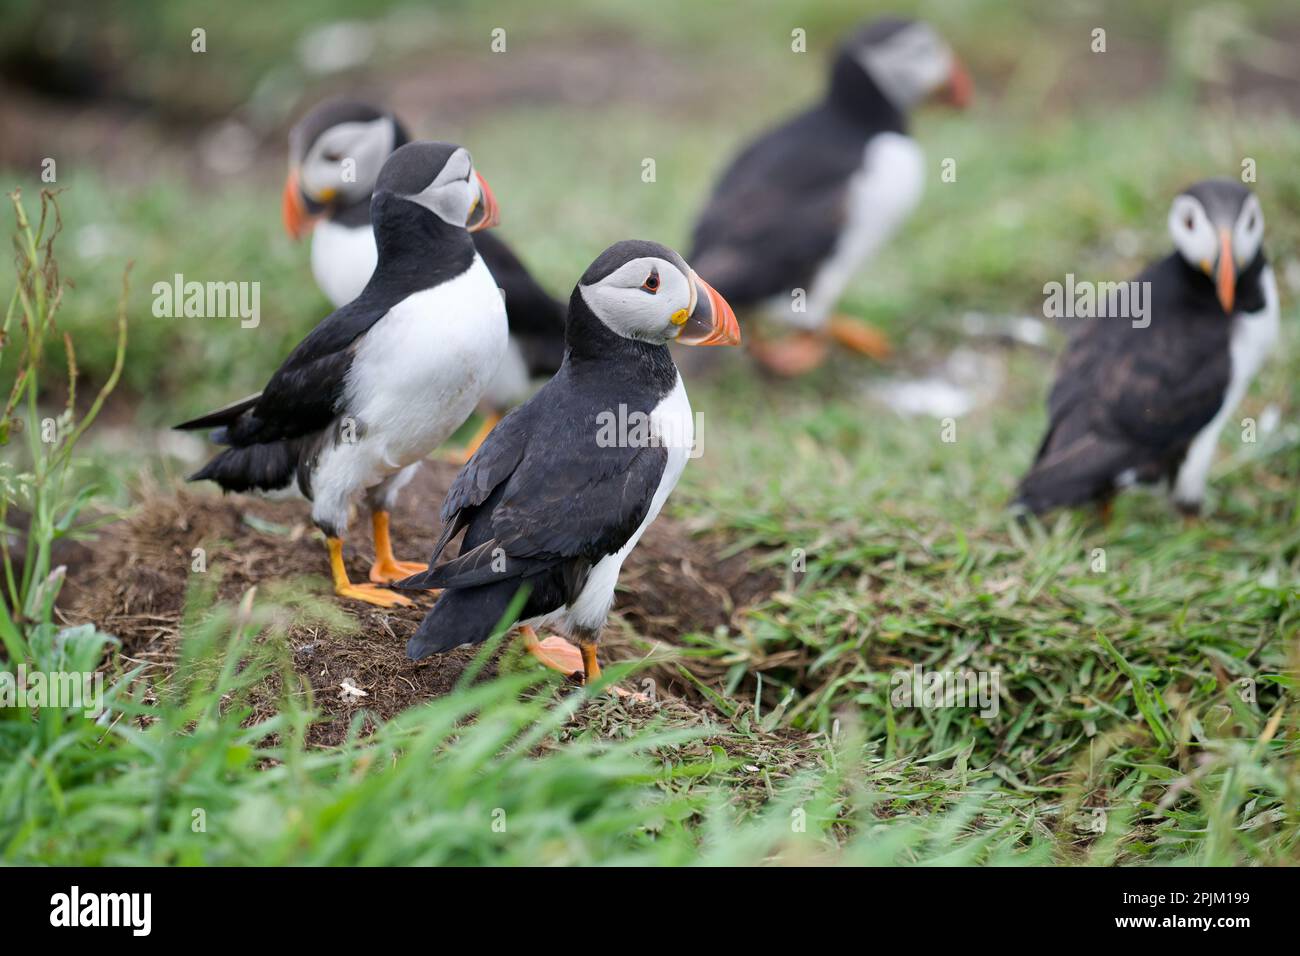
[4,0,1299,421]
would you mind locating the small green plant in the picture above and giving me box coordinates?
[1,189,126,627]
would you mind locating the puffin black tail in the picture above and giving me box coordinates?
[1012,436,1138,517]
[404,579,525,661]
[188,440,303,493]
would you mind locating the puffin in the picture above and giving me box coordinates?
[177,141,508,607]
[688,17,971,376]
[282,98,566,457]
[393,240,740,686]
[1014,179,1279,518]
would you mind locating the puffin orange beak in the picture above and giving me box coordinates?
[281,169,317,239]
[941,56,974,109]
[678,272,741,346]
[1216,229,1236,314]
[466,171,500,233]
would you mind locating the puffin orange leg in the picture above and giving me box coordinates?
[827,315,892,361]
[580,641,602,684]
[368,511,429,584]
[1098,499,1114,526]
[329,537,413,607]
[520,625,583,676]
[577,640,648,701]
[749,330,830,377]
[444,412,502,465]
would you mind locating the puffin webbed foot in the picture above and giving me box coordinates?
[328,537,414,608]
[337,581,415,608]
[750,331,830,377]
[520,626,583,676]
[828,315,892,361]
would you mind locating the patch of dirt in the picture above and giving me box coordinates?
[60,461,777,745]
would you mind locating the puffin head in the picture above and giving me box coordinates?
[1168,179,1264,314]
[836,18,972,111]
[283,98,406,238]
[372,141,500,233]
[576,240,740,347]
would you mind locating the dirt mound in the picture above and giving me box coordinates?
[61,461,776,744]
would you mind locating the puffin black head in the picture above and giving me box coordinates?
[1168,179,1264,314]
[577,240,740,347]
[372,141,500,233]
[833,18,972,113]
[282,98,409,238]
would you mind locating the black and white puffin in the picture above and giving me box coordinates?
[689,18,971,376]
[1014,179,1279,517]
[282,98,566,456]
[394,240,740,685]
[178,141,508,607]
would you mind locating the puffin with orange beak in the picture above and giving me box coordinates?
[689,17,971,376]
[394,240,740,689]
[178,142,508,607]
[282,98,567,459]
[1014,179,1278,518]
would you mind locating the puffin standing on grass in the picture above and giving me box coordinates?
[282,98,566,457]
[394,241,740,686]
[689,17,971,376]
[178,141,507,607]
[1014,179,1279,518]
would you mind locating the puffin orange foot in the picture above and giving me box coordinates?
[750,331,830,377]
[336,582,415,608]
[520,626,583,676]
[828,315,891,360]
[368,558,429,585]
[328,535,414,607]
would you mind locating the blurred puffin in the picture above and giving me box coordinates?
[1014,179,1278,518]
[178,141,507,607]
[394,240,740,686]
[282,98,566,457]
[689,18,971,376]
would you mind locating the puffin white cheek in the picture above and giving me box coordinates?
[619,294,670,339]
[1234,210,1264,264]
[919,47,952,96]
[1169,204,1215,269]
[411,179,475,225]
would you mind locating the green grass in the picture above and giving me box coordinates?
[2,0,1298,865]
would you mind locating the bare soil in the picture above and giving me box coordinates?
[61,460,778,745]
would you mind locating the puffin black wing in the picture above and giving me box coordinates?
[1015,255,1233,513]
[176,289,398,492]
[397,385,669,657]
[689,108,865,306]
[406,393,668,588]
[173,392,262,432]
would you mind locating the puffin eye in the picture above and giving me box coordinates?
[641,267,660,294]
[1183,213,1195,231]
[323,150,343,163]
[1247,213,1257,230]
